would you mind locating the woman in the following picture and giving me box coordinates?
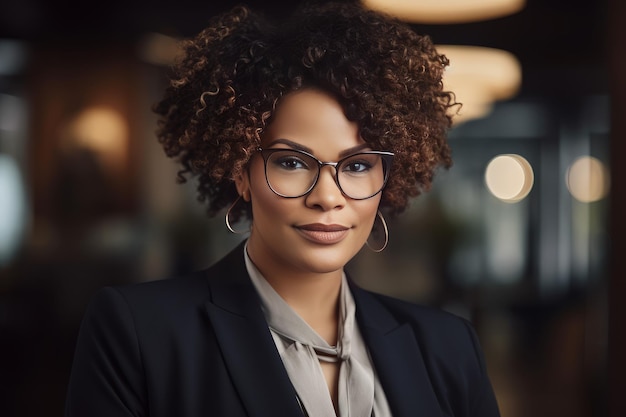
[65,2,501,416]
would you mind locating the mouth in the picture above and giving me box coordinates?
[294,223,350,244]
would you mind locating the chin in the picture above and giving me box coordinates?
[294,246,360,274]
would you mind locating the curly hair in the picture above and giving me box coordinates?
[154,1,456,221]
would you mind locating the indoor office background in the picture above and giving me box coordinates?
[0,0,621,416]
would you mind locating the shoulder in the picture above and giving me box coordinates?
[104,272,211,310]
[94,241,247,312]
[359,289,477,342]
[79,273,211,348]
[355,289,500,416]
[355,288,486,379]
[84,242,249,336]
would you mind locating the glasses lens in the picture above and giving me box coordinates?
[263,149,391,199]
[265,150,319,197]
[338,153,387,199]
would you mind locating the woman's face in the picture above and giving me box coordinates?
[237,88,381,277]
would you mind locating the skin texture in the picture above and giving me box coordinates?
[237,89,380,283]
[235,88,380,408]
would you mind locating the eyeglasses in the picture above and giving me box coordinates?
[257,147,394,200]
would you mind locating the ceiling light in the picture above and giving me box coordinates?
[437,45,522,123]
[362,0,526,24]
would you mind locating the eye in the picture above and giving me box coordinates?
[344,161,371,172]
[273,155,310,170]
[342,157,374,174]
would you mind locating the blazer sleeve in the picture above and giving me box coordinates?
[65,287,147,417]
[462,319,501,417]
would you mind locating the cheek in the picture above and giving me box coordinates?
[367,193,382,214]
[247,160,267,197]
[248,164,293,220]
[355,198,381,233]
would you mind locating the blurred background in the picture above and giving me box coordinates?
[0,0,621,416]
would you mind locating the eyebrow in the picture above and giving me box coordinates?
[266,139,371,159]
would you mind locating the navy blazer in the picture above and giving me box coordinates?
[65,242,500,417]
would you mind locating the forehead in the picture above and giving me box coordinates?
[261,88,365,158]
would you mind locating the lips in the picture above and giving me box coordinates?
[294,223,350,244]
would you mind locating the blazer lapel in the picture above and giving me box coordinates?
[351,284,444,417]
[203,242,303,417]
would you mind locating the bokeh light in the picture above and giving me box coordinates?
[60,106,129,172]
[0,155,28,266]
[485,154,534,203]
[566,156,609,203]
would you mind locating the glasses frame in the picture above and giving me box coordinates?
[257,147,394,200]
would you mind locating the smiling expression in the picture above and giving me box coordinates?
[236,88,382,278]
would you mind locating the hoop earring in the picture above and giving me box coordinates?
[366,210,389,253]
[225,196,249,234]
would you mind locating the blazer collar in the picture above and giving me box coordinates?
[203,241,303,417]
[203,242,442,417]
[350,283,444,417]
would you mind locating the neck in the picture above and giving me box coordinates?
[268,272,342,346]
[268,272,342,318]
[246,241,342,345]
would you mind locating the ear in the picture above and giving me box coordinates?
[234,170,251,202]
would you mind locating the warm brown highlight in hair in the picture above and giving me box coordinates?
[154,2,456,221]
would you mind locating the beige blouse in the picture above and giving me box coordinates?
[244,246,392,417]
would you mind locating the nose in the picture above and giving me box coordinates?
[304,165,346,211]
